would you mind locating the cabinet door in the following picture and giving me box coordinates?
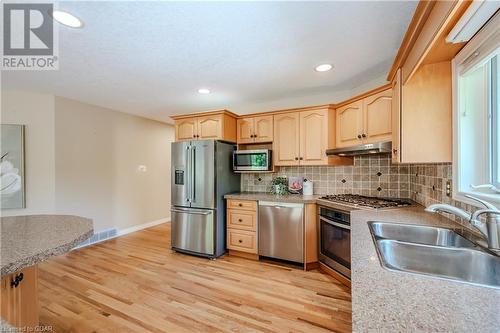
[299,109,328,165]
[197,115,223,139]
[336,100,363,148]
[254,115,273,143]
[362,89,392,144]
[176,118,198,141]
[236,117,254,144]
[273,113,300,166]
[1,266,38,329]
[391,69,402,163]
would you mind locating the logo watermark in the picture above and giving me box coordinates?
[2,2,59,70]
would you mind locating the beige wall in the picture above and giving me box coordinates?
[1,91,174,233]
[54,97,174,232]
[1,91,56,215]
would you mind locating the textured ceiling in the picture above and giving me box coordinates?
[2,1,417,123]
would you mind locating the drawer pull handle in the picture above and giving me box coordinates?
[10,273,24,288]
[238,219,243,222]
[238,239,243,243]
[238,203,243,207]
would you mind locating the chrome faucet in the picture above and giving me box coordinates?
[425,194,500,252]
[471,209,500,251]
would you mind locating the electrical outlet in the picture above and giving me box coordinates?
[446,180,452,197]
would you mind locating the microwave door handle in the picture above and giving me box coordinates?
[320,216,351,230]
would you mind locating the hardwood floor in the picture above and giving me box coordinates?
[38,223,352,333]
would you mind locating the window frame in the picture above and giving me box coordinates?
[491,56,499,188]
[452,12,500,208]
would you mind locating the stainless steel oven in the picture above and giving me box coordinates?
[318,206,351,278]
[233,149,272,172]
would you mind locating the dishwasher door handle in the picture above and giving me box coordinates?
[259,201,304,209]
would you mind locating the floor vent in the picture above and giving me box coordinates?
[74,228,118,249]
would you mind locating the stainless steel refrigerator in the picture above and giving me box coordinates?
[170,140,240,258]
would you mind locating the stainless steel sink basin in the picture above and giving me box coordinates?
[375,239,500,289]
[369,222,477,248]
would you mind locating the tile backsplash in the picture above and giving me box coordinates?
[242,155,412,198]
[241,155,484,231]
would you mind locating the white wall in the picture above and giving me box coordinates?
[234,74,388,115]
[1,91,56,215]
[54,97,174,232]
[1,91,174,234]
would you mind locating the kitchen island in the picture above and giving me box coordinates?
[1,215,93,330]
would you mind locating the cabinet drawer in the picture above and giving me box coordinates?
[227,229,257,253]
[228,210,256,231]
[227,199,257,211]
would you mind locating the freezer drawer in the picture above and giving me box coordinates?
[171,207,215,256]
[258,202,304,263]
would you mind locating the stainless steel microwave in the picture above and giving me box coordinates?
[233,149,272,172]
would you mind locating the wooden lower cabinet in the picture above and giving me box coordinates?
[226,199,319,271]
[227,199,257,211]
[227,199,258,257]
[227,209,257,231]
[227,229,258,253]
[1,265,39,330]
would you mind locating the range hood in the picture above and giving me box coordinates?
[326,141,392,157]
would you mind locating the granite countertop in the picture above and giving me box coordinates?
[224,192,320,203]
[351,206,500,333]
[1,215,93,276]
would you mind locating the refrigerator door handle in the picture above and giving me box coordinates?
[186,145,191,203]
[170,208,211,215]
[192,145,196,203]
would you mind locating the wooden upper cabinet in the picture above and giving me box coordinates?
[336,100,363,148]
[362,89,392,144]
[172,110,237,142]
[300,109,328,165]
[197,114,223,139]
[400,62,452,163]
[236,118,254,144]
[335,88,392,148]
[176,118,198,141]
[254,115,273,143]
[392,69,402,163]
[273,113,300,166]
[236,115,273,144]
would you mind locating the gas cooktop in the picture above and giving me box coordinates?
[319,194,412,209]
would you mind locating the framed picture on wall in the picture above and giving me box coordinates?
[1,124,25,209]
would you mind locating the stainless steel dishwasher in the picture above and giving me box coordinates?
[258,201,304,263]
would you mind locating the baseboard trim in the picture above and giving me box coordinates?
[117,217,170,237]
[75,217,170,249]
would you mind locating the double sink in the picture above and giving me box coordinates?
[368,222,500,289]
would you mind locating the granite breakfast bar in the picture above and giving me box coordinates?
[1,215,93,330]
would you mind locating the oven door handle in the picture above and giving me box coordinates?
[320,216,351,230]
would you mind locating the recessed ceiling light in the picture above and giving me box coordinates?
[51,10,83,28]
[198,88,210,94]
[315,64,333,72]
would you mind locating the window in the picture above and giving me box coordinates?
[453,13,500,207]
